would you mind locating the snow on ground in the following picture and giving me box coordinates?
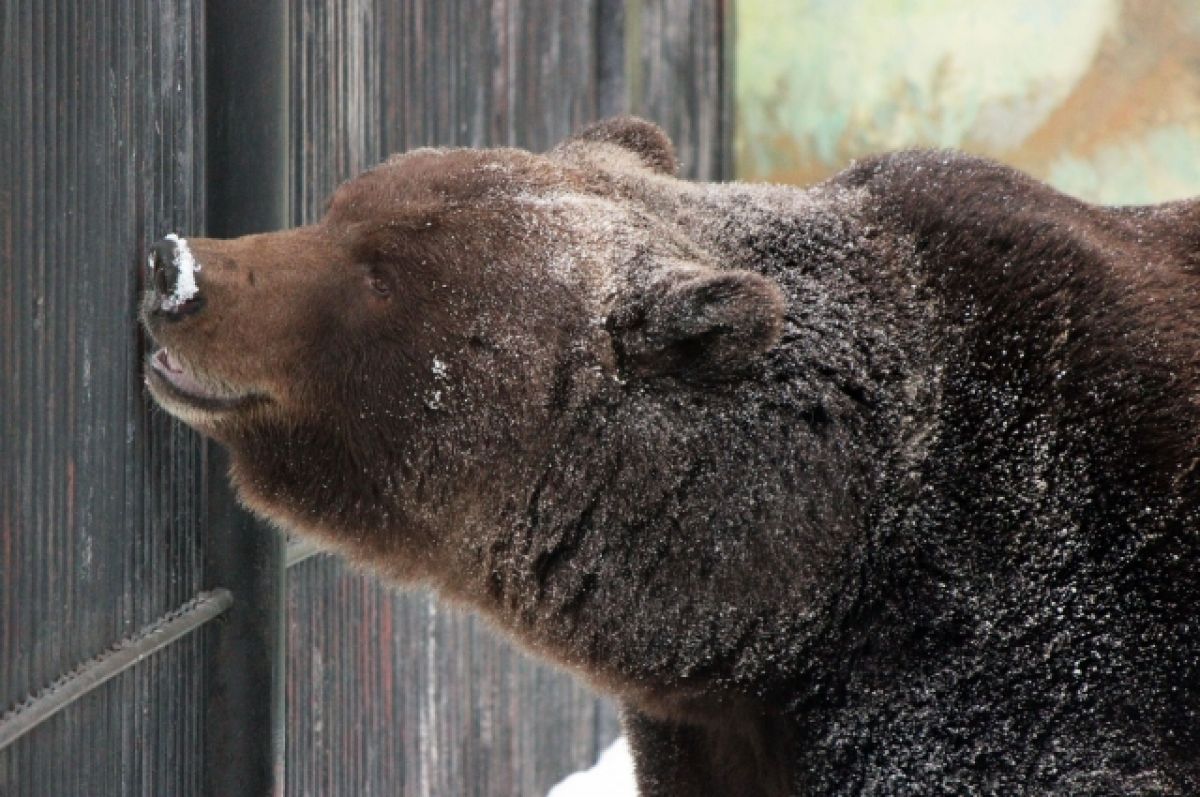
[546,737,637,797]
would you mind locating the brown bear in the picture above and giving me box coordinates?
[142,117,1200,795]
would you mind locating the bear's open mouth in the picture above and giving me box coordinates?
[146,348,264,413]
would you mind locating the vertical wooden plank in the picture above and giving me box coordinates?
[631,0,734,180]
[203,2,290,794]
[0,0,211,794]
[595,0,628,118]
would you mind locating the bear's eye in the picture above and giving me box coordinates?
[366,270,392,298]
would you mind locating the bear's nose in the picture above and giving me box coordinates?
[147,235,204,317]
[149,238,180,296]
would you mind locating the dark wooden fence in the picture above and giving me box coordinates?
[0,1,731,794]
[1,3,213,795]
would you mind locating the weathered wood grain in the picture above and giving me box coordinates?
[0,1,211,794]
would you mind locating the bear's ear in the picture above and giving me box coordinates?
[607,265,786,381]
[558,116,678,176]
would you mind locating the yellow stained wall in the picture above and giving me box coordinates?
[736,0,1200,204]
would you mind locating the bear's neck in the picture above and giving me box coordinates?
[456,180,946,704]
[225,418,447,576]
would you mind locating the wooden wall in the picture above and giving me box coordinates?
[0,2,211,795]
[0,1,730,794]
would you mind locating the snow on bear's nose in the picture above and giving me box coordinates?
[148,233,204,317]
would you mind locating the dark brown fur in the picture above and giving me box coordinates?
[142,118,1200,795]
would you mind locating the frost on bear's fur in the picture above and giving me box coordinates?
[142,117,1200,795]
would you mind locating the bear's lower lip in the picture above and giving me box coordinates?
[146,348,262,413]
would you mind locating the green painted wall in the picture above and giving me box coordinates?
[736,0,1200,204]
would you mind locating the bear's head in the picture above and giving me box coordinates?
[141,117,786,585]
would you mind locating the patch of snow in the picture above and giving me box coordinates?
[162,233,200,310]
[432,357,449,379]
[546,737,637,797]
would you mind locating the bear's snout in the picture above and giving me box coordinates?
[146,234,205,319]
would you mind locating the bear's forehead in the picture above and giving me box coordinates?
[324,147,568,227]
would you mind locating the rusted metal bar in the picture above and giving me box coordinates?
[0,590,234,752]
[285,539,322,568]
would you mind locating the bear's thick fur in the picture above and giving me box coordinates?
[142,117,1200,795]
